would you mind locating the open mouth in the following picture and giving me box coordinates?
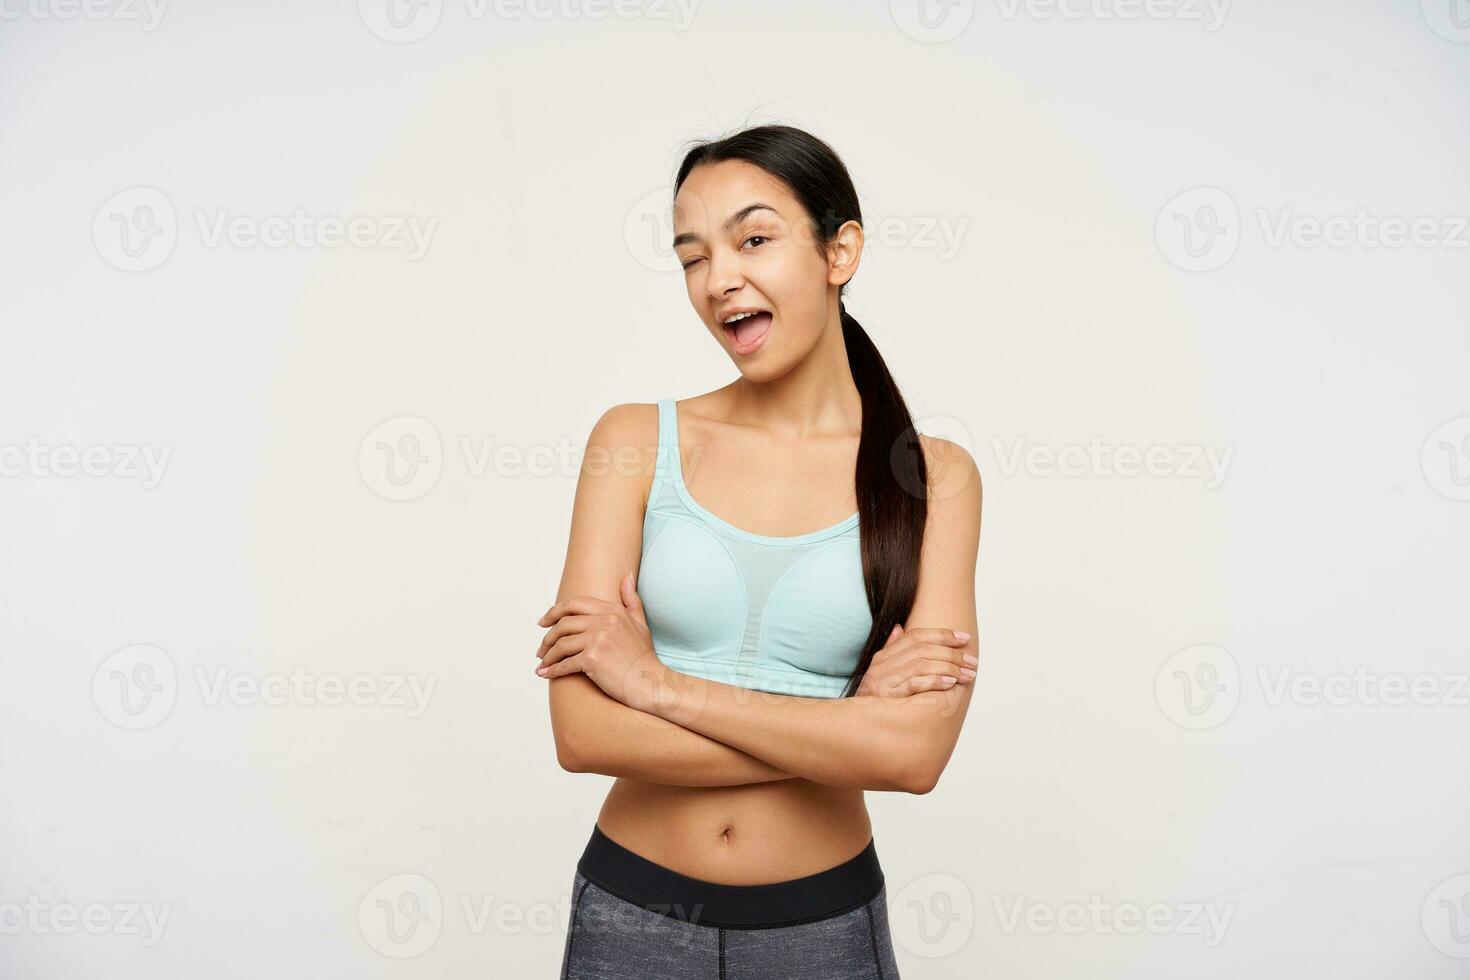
[721,311,774,355]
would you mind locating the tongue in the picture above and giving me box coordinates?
[734,312,772,345]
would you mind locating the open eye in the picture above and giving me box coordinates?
[743,235,768,249]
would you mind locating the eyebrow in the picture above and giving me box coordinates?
[671,202,781,250]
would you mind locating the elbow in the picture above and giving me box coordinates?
[892,745,946,795]
[899,763,940,796]
[554,727,590,773]
[878,756,938,795]
[556,741,585,773]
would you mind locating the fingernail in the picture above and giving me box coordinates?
[955,631,970,641]
[960,667,976,679]
[963,654,978,667]
[942,675,956,686]
[536,666,548,676]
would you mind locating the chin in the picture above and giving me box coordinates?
[732,354,795,383]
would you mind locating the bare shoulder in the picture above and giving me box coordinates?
[587,401,658,445]
[580,401,661,504]
[917,433,983,517]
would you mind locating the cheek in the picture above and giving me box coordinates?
[769,277,826,345]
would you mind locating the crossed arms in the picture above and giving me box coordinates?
[544,402,983,795]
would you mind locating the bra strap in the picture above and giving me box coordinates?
[650,399,675,498]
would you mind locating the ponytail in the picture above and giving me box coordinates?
[674,125,931,698]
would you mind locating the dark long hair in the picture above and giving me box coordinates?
[672,124,929,698]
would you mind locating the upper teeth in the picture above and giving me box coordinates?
[725,312,760,324]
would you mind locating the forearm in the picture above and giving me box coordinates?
[550,675,796,787]
[647,669,946,793]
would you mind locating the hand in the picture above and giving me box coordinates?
[857,624,975,698]
[534,572,671,713]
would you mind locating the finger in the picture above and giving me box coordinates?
[907,674,959,695]
[621,572,648,627]
[916,658,975,684]
[537,651,586,679]
[904,627,972,646]
[534,614,598,655]
[922,642,979,668]
[539,632,591,669]
[865,673,913,699]
[537,595,613,627]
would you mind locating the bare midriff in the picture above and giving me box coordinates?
[595,776,873,885]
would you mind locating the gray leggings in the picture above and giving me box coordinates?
[560,824,901,979]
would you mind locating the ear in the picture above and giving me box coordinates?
[826,219,864,288]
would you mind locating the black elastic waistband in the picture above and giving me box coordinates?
[576,823,884,930]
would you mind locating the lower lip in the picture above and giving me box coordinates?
[724,314,773,356]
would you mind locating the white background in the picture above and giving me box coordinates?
[2,1,1468,976]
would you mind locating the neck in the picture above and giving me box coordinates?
[725,303,862,439]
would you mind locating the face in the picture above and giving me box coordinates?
[672,159,861,381]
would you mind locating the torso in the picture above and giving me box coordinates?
[596,388,873,885]
[595,779,874,884]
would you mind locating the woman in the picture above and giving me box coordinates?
[535,124,983,979]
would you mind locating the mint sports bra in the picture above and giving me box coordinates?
[637,398,874,699]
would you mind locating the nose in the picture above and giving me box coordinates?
[704,246,745,304]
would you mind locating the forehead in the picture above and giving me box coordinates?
[672,159,796,231]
